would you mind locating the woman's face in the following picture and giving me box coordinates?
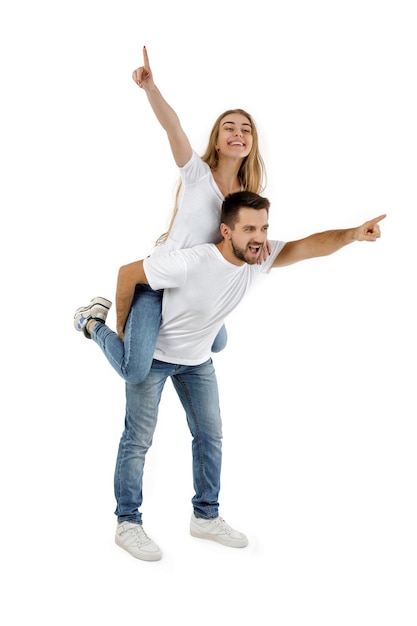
[216,113,253,159]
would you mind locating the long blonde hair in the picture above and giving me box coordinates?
[156,108,266,245]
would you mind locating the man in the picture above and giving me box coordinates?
[75,191,385,561]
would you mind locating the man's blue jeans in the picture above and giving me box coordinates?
[114,358,222,523]
[91,284,228,384]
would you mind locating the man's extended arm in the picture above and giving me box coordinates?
[116,260,149,339]
[272,214,386,268]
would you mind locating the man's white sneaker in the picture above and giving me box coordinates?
[115,522,162,561]
[190,513,248,548]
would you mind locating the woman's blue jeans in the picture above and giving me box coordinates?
[114,358,222,523]
[91,284,227,384]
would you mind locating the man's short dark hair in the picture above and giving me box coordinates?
[221,191,270,228]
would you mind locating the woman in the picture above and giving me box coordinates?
[74,46,268,383]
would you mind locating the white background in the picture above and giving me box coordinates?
[1,1,416,624]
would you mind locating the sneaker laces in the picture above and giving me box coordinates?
[122,523,152,546]
[213,517,234,534]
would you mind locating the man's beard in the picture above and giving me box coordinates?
[231,239,260,265]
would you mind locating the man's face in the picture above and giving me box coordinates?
[225,208,269,265]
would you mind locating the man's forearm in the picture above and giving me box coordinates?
[116,260,148,337]
[307,227,357,257]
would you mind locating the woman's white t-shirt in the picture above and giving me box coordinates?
[152,150,224,256]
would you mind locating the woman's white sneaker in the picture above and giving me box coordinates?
[73,296,112,338]
[115,522,162,561]
[190,514,248,548]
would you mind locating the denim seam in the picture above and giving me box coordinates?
[176,373,214,519]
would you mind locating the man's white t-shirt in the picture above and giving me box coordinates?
[144,240,286,365]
